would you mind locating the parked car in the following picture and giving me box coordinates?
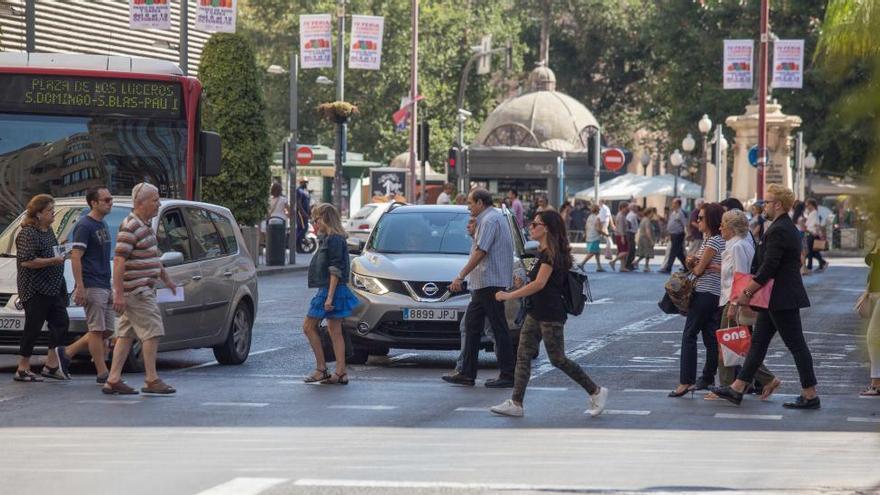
[0,197,258,371]
[345,202,394,242]
[343,204,536,364]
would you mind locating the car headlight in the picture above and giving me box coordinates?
[351,272,389,295]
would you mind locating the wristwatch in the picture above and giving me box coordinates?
[743,288,754,298]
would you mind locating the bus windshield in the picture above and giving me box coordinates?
[0,113,186,229]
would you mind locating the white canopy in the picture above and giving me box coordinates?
[575,173,702,201]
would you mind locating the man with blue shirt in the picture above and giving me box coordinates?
[56,186,114,383]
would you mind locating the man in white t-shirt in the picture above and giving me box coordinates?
[804,198,828,272]
[436,183,454,205]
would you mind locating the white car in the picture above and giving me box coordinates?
[345,202,394,242]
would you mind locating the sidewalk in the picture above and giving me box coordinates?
[572,242,866,259]
[255,251,312,277]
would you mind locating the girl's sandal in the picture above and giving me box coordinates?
[759,379,782,400]
[303,368,330,383]
[859,386,880,397]
[320,372,349,385]
[13,369,43,382]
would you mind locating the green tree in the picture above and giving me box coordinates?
[238,0,526,170]
[198,33,272,226]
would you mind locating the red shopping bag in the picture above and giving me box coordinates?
[731,272,774,309]
[716,325,752,367]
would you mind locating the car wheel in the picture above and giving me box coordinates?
[213,302,253,365]
[348,346,370,365]
[123,340,145,373]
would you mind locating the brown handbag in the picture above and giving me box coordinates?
[812,238,827,251]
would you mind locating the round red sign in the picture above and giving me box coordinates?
[602,148,626,172]
[296,146,314,166]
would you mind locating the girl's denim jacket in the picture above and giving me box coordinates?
[307,234,350,288]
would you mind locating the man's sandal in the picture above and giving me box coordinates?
[303,368,330,383]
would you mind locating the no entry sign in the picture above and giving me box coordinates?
[296,146,314,166]
[602,148,626,172]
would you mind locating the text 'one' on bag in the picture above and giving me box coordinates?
[716,325,752,367]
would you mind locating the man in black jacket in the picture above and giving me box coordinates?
[712,184,820,409]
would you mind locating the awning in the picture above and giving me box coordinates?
[809,176,872,197]
[575,173,702,201]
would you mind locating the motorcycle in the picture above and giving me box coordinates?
[298,221,318,254]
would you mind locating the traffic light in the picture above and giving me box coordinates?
[447,146,459,177]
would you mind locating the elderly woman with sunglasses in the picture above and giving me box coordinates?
[706,209,781,400]
[669,202,726,398]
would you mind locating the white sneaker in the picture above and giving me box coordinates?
[586,387,608,417]
[490,399,523,417]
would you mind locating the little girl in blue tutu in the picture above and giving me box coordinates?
[303,203,360,384]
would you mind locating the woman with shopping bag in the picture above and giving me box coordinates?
[858,238,880,396]
[706,209,780,401]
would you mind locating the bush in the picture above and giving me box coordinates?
[198,33,272,226]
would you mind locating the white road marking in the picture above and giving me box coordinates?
[859,395,880,399]
[0,395,22,403]
[633,331,681,334]
[602,409,652,415]
[327,405,396,411]
[624,388,670,393]
[178,347,286,371]
[293,479,603,491]
[455,407,488,412]
[201,402,269,408]
[0,468,106,473]
[532,313,678,377]
[715,413,783,420]
[527,386,568,391]
[847,417,880,423]
[75,399,141,405]
[195,477,287,495]
[589,297,614,304]
[803,331,861,338]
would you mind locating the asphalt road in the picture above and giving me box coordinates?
[0,256,877,495]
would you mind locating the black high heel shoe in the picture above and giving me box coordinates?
[668,385,694,398]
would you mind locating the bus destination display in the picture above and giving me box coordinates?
[0,74,183,118]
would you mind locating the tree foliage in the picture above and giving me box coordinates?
[198,33,272,226]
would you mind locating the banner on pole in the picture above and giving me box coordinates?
[723,39,754,90]
[349,15,384,70]
[130,0,170,30]
[300,14,333,69]
[196,0,237,33]
[772,39,804,89]
[392,95,424,132]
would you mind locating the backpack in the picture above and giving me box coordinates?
[562,268,592,316]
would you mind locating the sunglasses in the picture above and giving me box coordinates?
[697,216,705,221]
[529,221,545,228]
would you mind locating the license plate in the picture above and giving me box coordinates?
[0,317,24,330]
[402,308,458,321]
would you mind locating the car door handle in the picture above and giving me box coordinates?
[192,275,203,281]
[223,271,233,277]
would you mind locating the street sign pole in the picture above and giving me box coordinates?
[756,0,769,200]
[593,127,601,204]
[287,51,298,265]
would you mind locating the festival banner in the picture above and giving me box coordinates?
[195,0,237,33]
[772,39,804,89]
[300,14,333,69]
[723,39,754,90]
[129,0,170,30]
[349,15,384,70]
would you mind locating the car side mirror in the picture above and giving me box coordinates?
[199,131,221,177]
[160,251,185,267]
[347,238,365,255]
[523,240,540,257]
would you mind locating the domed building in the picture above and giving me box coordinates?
[465,63,614,207]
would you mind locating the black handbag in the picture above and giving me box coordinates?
[658,292,682,315]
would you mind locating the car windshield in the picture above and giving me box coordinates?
[368,211,472,255]
[0,205,131,257]
[351,205,377,220]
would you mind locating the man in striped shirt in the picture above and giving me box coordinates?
[103,183,178,396]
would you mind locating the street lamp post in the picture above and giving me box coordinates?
[670,149,684,200]
[333,0,347,213]
[804,152,817,198]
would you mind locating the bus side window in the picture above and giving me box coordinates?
[157,209,193,262]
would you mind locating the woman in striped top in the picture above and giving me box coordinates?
[669,202,726,398]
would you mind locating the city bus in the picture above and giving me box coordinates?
[0,52,220,229]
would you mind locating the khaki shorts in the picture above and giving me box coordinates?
[84,288,114,334]
[116,290,164,341]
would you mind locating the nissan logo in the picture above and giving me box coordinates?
[422,283,439,296]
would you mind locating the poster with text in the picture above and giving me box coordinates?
[723,39,753,90]
[195,0,237,33]
[300,14,333,69]
[129,0,170,30]
[370,169,406,201]
[349,15,384,70]
[772,39,804,89]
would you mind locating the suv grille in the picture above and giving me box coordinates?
[383,279,465,300]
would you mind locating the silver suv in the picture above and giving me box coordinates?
[0,197,258,370]
[344,204,534,363]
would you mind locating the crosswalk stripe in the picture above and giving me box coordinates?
[847,417,880,423]
[715,413,782,420]
[602,409,652,415]
[455,407,488,412]
[327,405,396,410]
[201,402,269,408]
[194,477,287,495]
[75,399,141,405]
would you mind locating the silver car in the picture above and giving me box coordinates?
[0,197,258,370]
[344,204,535,363]
[345,202,394,242]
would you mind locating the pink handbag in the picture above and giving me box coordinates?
[731,272,774,309]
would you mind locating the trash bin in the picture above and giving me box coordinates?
[265,218,287,266]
